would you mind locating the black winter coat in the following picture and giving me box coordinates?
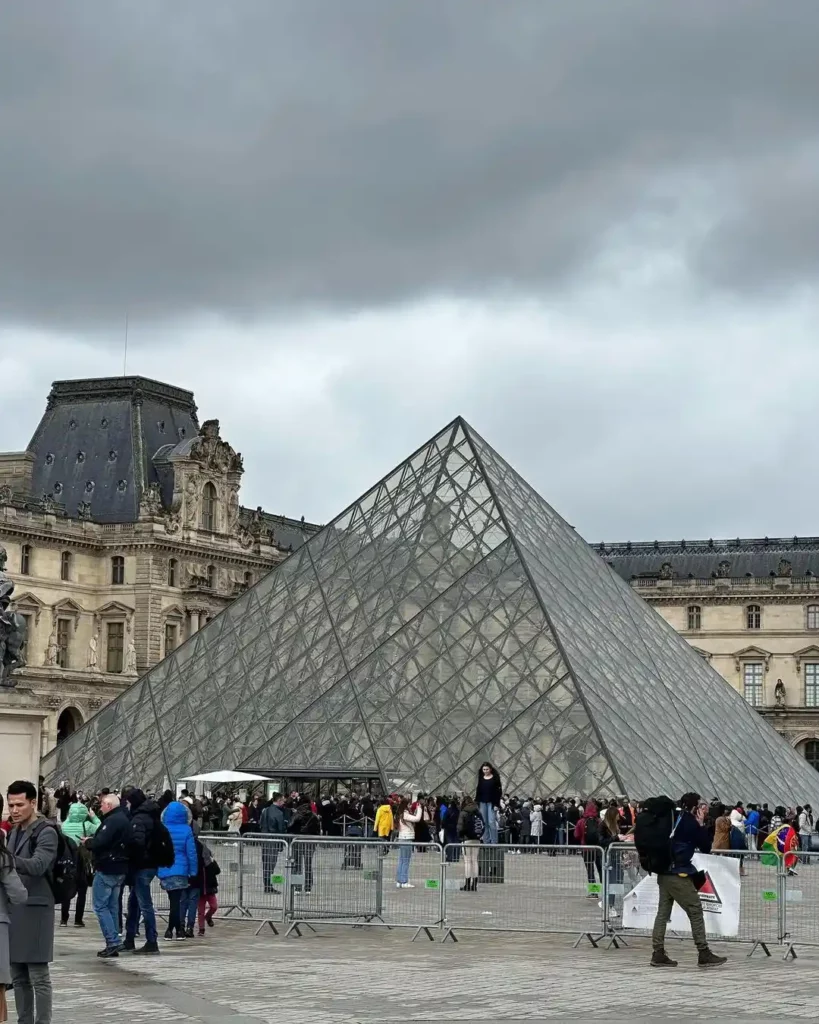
[129,800,161,869]
[86,806,131,875]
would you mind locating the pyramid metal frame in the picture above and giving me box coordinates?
[43,418,819,806]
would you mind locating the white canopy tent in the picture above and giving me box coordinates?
[180,770,270,784]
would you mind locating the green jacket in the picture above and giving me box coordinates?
[60,802,100,842]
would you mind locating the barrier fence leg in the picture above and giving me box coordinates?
[780,858,797,960]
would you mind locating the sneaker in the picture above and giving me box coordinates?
[121,938,136,952]
[97,947,119,959]
[698,949,728,968]
[198,929,205,936]
[586,893,598,900]
[133,941,160,955]
[205,912,214,928]
[650,950,678,968]
[184,927,195,939]
[402,883,415,889]
[59,921,68,927]
[74,921,86,928]
[164,928,174,941]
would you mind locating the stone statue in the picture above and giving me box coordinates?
[45,629,59,667]
[775,679,786,708]
[0,545,28,687]
[87,632,99,671]
[125,641,137,674]
[658,562,674,580]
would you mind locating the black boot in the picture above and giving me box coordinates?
[133,941,160,955]
[650,949,678,968]
[121,937,136,952]
[471,877,478,892]
[698,948,727,968]
[460,878,472,891]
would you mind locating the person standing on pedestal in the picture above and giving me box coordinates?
[475,763,502,845]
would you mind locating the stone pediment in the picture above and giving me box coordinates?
[11,591,47,624]
[795,646,819,671]
[733,646,772,671]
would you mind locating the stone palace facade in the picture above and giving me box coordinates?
[0,375,317,789]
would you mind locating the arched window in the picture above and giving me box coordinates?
[207,564,216,589]
[687,605,701,631]
[168,558,177,587]
[201,482,217,532]
[746,604,761,630]
[60,551,72,581]
[111,555,125,585]
[808,605,819,631]
[20,544,31,575]
[57,706,83,743]
[805,740,819,772]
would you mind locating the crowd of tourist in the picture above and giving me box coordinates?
[3,756,819,1019]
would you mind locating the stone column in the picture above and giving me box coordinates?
[187,609,199,637]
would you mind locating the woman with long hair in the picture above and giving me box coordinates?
[395,797,422,888]
[0,830,28,1022]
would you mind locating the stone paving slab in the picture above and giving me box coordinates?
[8,918,819,1021]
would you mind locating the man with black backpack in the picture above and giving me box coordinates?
[122,788,172,955]
[6,779,59,1024]
[636,792,727,969]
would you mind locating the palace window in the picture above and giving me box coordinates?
[56,617,71,669]
[746,604,761,630]
[19,614,31,662]
[106,622,124,673]
[164,622,179,657]
[168,558,177,587]
[805,740,819,773]
[807,664,819,708]
[201,482,217,532]
[207,564,216,589]
[111,556,125,586]
[743,661,764,706]
[808,605,819,631]
[20,544,31,575]
[60,551,72,582]
[687,605,701,631]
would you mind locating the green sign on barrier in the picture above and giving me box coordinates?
[762,890,777,902]
[587,883,602,895]
[425,879,439,890]
[271,875,284,885]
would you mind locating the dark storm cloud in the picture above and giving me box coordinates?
[2,0,818,330]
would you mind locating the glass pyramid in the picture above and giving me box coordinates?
[43,419,819,805]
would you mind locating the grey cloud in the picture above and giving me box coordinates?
[2,0,819,331]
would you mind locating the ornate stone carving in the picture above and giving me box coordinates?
[249,506,264,539]
[0,483,12,505]
[189,419,243,475]
[716,560,731,578]
[139,481,163,517]
[125,641,137,674]
[77,500,93,521]
[45,695,62,710]
[227,483,240,535]
[40,492,56,514]
[163,509,181,535]
[658,562,674,580]
[0,545,28,688]
[775,678,786,708]
[777,558,793,578]
[45,628,59,667]
[88,697,103,712]
[183,472,200,527]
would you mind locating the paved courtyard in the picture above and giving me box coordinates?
[11,914,819,1022]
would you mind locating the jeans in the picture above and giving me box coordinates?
[126,868,158,944]
[197,894,218,930]
[181,886,200,930]
[478,803,497,844]
[396,842,413,884]
[652,873,708,952]
[10,963,52,1024]
[92,871,126,949]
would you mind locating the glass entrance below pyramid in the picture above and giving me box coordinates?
[245,767,384,802]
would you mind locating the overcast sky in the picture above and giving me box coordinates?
[2,1,818,542]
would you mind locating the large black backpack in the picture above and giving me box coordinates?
[634,796,677,875]
[33,821,80,904]
[149,820,175,869]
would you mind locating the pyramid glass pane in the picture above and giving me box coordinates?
[44,418,819,806]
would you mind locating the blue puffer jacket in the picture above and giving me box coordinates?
[157,801,198,880]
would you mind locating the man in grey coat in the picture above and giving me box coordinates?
[7,779,58,1024]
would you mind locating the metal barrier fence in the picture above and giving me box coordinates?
[135,834,819,954]
[440,843,605,946]
[285,838,444,941]
[603,843,784,956]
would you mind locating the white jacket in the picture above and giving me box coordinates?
[729,809,746,833]
[397,807,422,840]
[530,805,543,838]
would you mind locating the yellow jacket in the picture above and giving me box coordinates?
[374,803,394,837]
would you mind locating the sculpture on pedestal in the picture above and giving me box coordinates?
[0,545,28,688]
[775,679,786,709]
